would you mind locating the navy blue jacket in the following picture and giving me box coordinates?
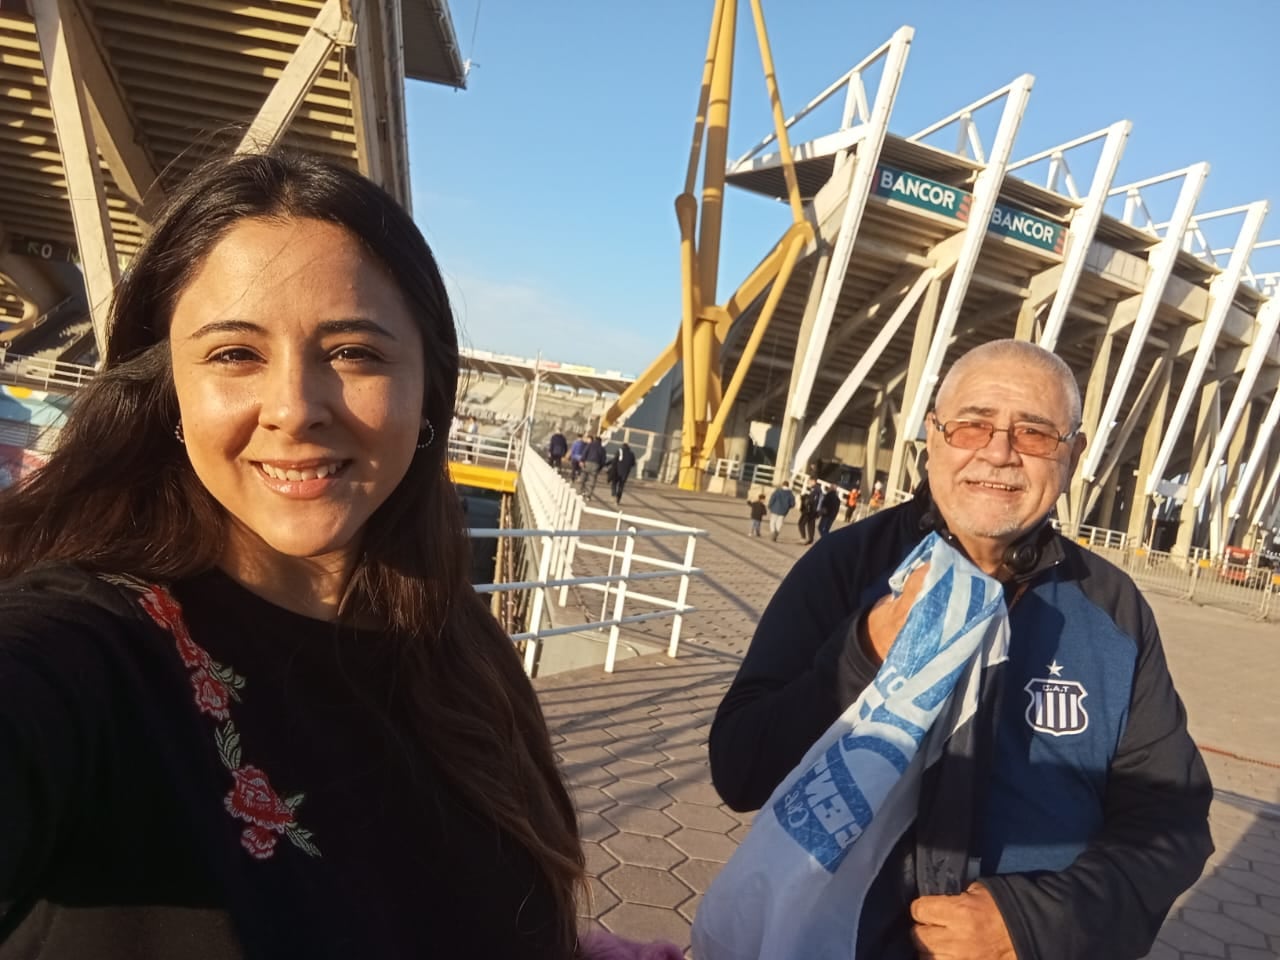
[709,487,1213,960]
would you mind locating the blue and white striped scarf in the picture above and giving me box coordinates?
[693,533,1010,960]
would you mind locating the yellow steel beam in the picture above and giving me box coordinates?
[699,222,811,467]
[684,0,726,197]
[749,0,805,226]
[598,337,679,431]
[716,232,801,339]
[678,0,736,490]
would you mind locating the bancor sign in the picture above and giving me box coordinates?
[988,204,1065,254]
[873,164,1064,254]
[873,164,971,221]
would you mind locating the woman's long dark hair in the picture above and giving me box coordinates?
[0,151,584,951]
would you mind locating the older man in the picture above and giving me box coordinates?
[708,340,1212,960]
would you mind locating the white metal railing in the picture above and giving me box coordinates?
[1072,524,1129,551]
[472,442,706,675]
[0,349,97,391]
[447,424,522,472]
[707,456,776,487]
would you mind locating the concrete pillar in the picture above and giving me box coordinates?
[1173,383,1221,557]
[887,277,941,497]
[863,388,890,493]
[775,248,832,474]
[1213,399,1255,551]
[1126,350,1176,542]
[32,0,120,356]
[1068,331,1115,525]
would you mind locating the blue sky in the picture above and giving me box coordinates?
[406,1,1280,376]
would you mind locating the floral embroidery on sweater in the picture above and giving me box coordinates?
[101,574,321,861]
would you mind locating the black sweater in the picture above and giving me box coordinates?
[0,566,562,959]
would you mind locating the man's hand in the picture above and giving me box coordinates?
[910,883,1016,960]
[860,563,929,662]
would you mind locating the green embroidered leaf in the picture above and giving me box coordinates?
[211,662,246,691]
[215,722,242,770]
[286,825,321,858]
[284,792,305,811]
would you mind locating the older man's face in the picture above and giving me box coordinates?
[926,355,1085,558]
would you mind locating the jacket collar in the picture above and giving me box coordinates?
[904,480,1065,582]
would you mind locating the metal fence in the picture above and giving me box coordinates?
[471,442,706,675]
[1070,532,1280,621]
[0,349,96,392]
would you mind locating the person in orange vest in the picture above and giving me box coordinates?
[844,485,861,523]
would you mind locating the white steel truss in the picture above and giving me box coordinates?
[785,28,913,425]
[1144,201,1269,496]
[1192,296,1280,508]
[898,74,1035,447]
[1007,121,1131,351]
[1079,162,1209,482]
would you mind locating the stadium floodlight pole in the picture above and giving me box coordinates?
[1192,295,1280,508]
[1078,162,1209,483]
[676,0,733,489]
[1010,121,1132,351]
[897,74,1034,456]
[785,26,912,427]
[1144,201,1269,497]
[694,0,816,469]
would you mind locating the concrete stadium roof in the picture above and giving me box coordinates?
[461,347,635,397]
[0,0,464,331]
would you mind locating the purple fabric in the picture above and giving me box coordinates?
[579,928,684,959]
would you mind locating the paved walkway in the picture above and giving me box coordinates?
[534,480,1280,958]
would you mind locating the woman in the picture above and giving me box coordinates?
[0,151,669,959]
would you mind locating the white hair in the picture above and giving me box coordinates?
[934,339,1082,430]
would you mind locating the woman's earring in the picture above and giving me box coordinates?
[174,420,185,444]
[417,419,435,450]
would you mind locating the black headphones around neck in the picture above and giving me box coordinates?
[917,508,1045,576]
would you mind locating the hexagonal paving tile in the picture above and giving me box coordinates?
[669,827,739,863]
[599,901,691,949]
[673,857,724,896]
[603,864,693,909]
[559,725,617,747]
[666,801,739,833]
[658,741,708,763]
[603,758,673,785]
[583,840,618,877]
[571,785,617,815]
[567,764,619,788]
[677,890,703,924]
[603,832,685,870]
[602,742,669,765]
[602,804,680,838]
[558,744,610,767]
[661,778,723,807]
[605,723,665,743]
[602,779,676,810]
[579,810,620,843]
[580,875,619,919]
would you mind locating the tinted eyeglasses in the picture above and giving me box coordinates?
[931,416,1076,459]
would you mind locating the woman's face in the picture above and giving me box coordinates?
[168,216,426,571]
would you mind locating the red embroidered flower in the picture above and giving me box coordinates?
[138,589,206,668]
[224,765,295,832]
[240,825,279,860]
[190,667,231,721]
